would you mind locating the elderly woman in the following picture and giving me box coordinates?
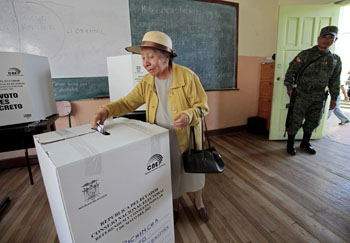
[91,31,210,223]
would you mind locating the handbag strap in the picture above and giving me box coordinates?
[187,107,209,154]
[198,107,211,148]
[187,126,195,156]
[191,126,196,149]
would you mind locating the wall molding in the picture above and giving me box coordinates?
[207,125,246,137]
[0,156,38,170]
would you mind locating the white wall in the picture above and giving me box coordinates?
[226,0,279,57]
[231,0,344,57]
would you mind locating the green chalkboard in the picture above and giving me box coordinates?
[52,77,109,101]
[129,0,238,90]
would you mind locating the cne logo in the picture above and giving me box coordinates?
[7,67,22,76]
[145,154,164,175]
[82,180,100,202]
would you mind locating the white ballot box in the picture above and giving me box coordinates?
[107,55,148,110]
[0,52,57,126]
[34,118,174,243]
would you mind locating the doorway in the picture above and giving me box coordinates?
[335,5,350,96]
[326,4,350,146]
[269,4,341,140]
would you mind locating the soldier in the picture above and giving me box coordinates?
[284,26,342,155]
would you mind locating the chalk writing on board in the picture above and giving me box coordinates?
[129,0,238,90]
[0,0,131,78]
[52,77,109,101]
[0,0,132,101]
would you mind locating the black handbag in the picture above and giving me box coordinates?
[182,108,226,173]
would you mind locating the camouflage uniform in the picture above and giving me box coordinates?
[284,46,342,135]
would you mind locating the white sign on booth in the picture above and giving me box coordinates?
[107,54,148,110]
[0,52,57,126]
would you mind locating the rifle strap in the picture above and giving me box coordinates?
[295,53,327,84]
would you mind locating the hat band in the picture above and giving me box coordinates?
[141,41,175,56]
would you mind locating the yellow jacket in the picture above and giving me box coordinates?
[102,63,209,153]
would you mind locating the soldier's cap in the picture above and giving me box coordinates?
[319,26,338,37]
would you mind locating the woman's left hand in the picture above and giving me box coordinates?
[170,113,189,128]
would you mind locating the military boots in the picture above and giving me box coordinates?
[287,134,296,155]
[300,133,316,154]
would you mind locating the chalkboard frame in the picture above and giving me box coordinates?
[129,0,239,91]
[52,77,109,101]
[203,0,239,91]
[200,0,239,91]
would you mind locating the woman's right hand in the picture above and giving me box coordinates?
[91,107,109,130]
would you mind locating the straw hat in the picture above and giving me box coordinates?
[125,31,177,57]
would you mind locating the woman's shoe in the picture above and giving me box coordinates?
[196,206,209,223]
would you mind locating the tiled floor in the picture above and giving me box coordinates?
[326,104,350,146]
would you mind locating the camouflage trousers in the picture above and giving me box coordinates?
[287,90,328,136]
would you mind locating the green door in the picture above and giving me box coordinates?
[269,4,340,140]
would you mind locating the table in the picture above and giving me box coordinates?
[0,114,59,184]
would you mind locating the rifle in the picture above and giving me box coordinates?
[284,79,297,137]
[284,54,326,137]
